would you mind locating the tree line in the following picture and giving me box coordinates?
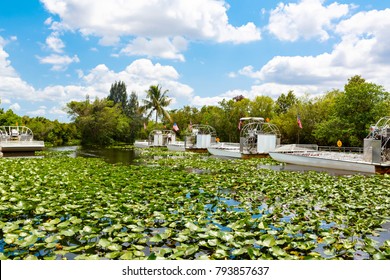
[1,75,388,147]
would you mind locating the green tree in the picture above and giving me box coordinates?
[66,97,128,146]
[250,95,275,119]
[128,91,143,144]
[314,76,389,146]
[141,85,172,123]
[108,81,129,116]
[275,90,298,114]
[0,109,22,126]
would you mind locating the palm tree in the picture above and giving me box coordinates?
[141,84,172,123]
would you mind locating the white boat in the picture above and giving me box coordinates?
[269,116,390,174]
[269,151,382,174]
[167,124,217,153]
[134,130,176,148]
[0,126,44,154]
[207,117,281,158]
[166,141,186,152]
[207,142,242,158]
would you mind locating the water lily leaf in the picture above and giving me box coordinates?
[120,252,133,260]
[185,245,199,256]
[185,222,199,232]
[57,221,71,229]
[324,237,336,244]
[48,218,61,225]
[105,251,121,259]
[218,232,234,243]
[3,233,19,244]
[98,238,111,248]
[60,229,76,237]
[133,250,145,257]
[373,252,386,260]
[69,216,82,224]
[150,234,163,243]
[108,243,122,251]
[271,246,287,257]
[173,234,189,242]
[24,254,38,260]
[232,248,247,256]
[3,222,19,233]
[257,234,275,248]
[20,235,38,247]
[258,221,268,230]
[82,225,93,233]
[208,239,218,247]
[45,242,58,249]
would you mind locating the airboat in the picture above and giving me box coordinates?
[167,124,217,152]
[134,129,176,148]
[207,117,281,158]
[269,116,390,174]
[0,126,45,156]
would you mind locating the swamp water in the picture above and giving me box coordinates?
[0,147,389,259]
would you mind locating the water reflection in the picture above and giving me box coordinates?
[49,146,139,165]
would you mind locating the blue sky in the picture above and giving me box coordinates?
[0,0,390,122]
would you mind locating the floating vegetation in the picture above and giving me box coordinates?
[0,150,389,260]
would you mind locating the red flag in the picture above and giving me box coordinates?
[173,123,179,131]
[297,115,303,129]
[238,120,243,130]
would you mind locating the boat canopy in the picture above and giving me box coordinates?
[0,126,34,142]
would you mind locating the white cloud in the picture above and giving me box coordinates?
[0,36,36,99]
[27,107,47,117]
[45,32,65,53]
[40,0,261,59]
[81,59,193,102]
[268,0,350,42]
[37,54,80,71]
[236,8,390,98]
[120,37,187,62]
[9,103,21,111]
[1,98,11,104]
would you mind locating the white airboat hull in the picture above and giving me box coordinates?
[269,152,377,174]
[167,143,186,152]
[0,141,45,152]
[207,146,242,158]
[134,141,150,148]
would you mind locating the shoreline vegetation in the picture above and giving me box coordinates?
[1,75,389,149]
[0,149,389,260]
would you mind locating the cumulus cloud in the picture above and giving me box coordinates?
[45,32,65,53]
[9,103,21,111]
[40,0,261,60]
[37,54,80,71]
[1,33,194,119]
[81,59,193,102]
[0,36,36,99]
[268,0,350,42]
[27,106,47,117]
[120,37,187,62]
[236,8,390,97]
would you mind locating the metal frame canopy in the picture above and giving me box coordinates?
[0,126,34,141]
[367,116,390,161]
[239,117,281,154]
[148,129,175,145]
[188,124,216,136]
